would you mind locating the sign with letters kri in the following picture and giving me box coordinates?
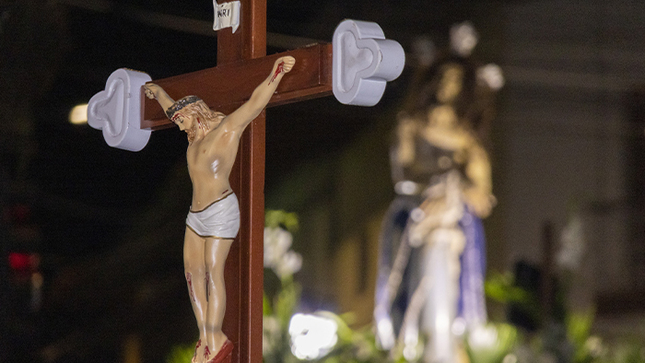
[213,1,241,33]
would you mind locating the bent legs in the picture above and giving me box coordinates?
[184,228,233,363]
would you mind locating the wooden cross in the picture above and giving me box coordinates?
[139,1,332,362]
[87,3,401,361]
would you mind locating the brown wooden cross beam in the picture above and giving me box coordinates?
[139,1,332,362]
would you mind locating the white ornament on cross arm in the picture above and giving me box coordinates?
[87,68,152,152]
[332,19,406,106]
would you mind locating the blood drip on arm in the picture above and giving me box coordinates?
[269,61,285,85]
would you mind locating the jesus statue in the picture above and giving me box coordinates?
[144,56,295,363]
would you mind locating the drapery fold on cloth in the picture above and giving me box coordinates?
[457,206,487,327]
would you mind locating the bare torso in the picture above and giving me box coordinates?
[186,120,241,211]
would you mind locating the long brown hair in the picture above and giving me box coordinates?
[183,100,226,128]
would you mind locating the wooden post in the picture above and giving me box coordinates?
[219,3,266,362]
[219,2,266,361]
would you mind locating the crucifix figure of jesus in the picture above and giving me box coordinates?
[144,56,295,363]
[87,1,403,361]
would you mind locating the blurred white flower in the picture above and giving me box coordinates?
[412,35,436,67]
[289,313,338,360]
[450,22,478,57]
[584,336,604,357]
[503,353,518,363]
[263,316,281,356]
[264,227,292,264]
[353,338,373,361]
[468,324,498,349]
[402,332,422,362]
[478,64,505,90]
[375,315,395,350]
[557,214,585,271]
[275,251,303,279]
[264,227,302,278]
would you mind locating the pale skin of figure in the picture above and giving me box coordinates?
[144,56,295,363]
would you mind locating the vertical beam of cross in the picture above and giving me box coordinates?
[217,1,266,362]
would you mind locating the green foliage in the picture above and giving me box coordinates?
[263,262,391,363]
[483,269,645,363]
[607,342,645,363]
[167,212,645,363]
[265,210,299,232]
[263,271,301,363]
[484,271,531,305]
[166,342,194,363]
[316,312,389,363]
[274,276,300,327]
[567,309,596,363]
[262,211,390,363]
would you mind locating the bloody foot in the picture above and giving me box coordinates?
[205,340,234,363]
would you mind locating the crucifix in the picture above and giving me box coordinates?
[87,1,404,362]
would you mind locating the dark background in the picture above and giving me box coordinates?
[8,1,644,362]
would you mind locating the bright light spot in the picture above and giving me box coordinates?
[69,104,88,125]
[410,208,425,222]
[289,313,338,360]
[584,336,604,357]
[436,312,450,332]
[478,64,505,90]
[403,343,421,361]
[452,317,467,336]
[395,180,418,195]
[31,272,44,289]
[468,325,498,349]
[402,326,421,361]
[9,252,31,271]
[375,314,395,349]
[450,22,478,57]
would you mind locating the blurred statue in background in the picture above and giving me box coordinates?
[374,23,503,363]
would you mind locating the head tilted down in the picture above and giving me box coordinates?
[166,96,225,142]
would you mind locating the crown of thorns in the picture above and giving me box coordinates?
[166,95,202,119]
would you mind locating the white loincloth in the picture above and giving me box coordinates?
[186,193,240,239]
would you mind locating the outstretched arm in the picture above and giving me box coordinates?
[143,83,175,111]
[224,56,295,131]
